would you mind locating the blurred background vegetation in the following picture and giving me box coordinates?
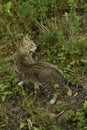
[0,0,87,83]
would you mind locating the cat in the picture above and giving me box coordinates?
[16,35,83,99]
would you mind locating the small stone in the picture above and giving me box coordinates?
[18,81,23,86]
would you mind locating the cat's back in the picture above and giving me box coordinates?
[27,61,63,83]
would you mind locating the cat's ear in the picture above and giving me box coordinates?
[18,41,23,47]
[24,34,29,40]
[22,35,30,46]
[18,41,21,47]
[22,37,25,46]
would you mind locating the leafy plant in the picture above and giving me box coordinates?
[65,101,87,129]
[55,102,67,113]
[0,0,86,129]
[50,125,64,130]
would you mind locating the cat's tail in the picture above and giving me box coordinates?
[63,77,83,90]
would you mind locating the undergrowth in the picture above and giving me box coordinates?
[0,0,87,130]
[65,101,87,129]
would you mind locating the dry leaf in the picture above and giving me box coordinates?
[20,122,26,129]
[27,119,32,129]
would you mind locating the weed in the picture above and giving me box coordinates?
[55,102,67,113]
[65,101,87,129]
[0,0,86,130]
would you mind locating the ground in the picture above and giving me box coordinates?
[0,39,87,130]
[0,1,87,128]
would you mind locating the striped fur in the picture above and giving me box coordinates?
[17,53,83,90]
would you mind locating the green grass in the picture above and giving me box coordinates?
[0,0,87,129]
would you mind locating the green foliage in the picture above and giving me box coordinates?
[65,109,76,121]
[50,125,64,130]
[55,102,67,113]
[5,1,12,16]
[0,89,13,102]
[19,0,55,21]
[20,2,34,17]
[34,0,86,72]
[0,0,87,129]
[83,101,87,112]
[0,1,12,16]
[0,64,18,88]
[65,101,87,129]
[76,110,85,128]
[0,62,18,102]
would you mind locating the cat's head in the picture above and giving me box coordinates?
[19,35,37,53]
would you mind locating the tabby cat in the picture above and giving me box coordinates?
[16,35,83,95]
